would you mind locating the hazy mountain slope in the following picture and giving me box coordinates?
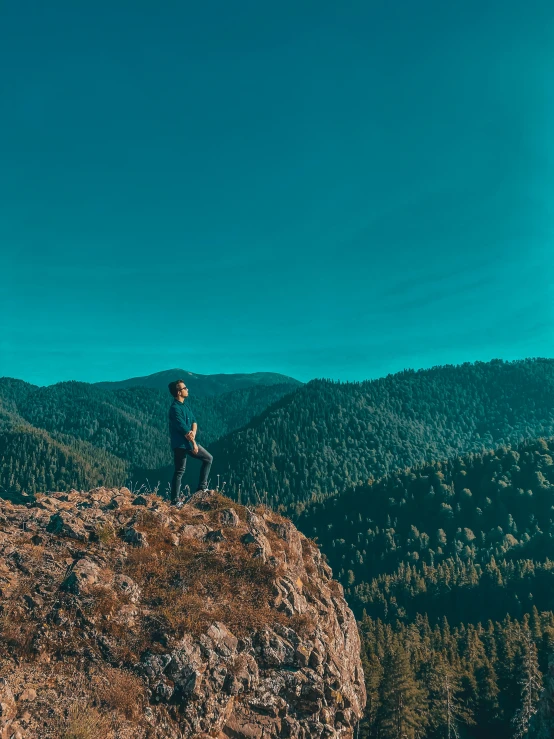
[0,378,294,490]
[0,377,38,406]
[0,425,128,494]
[209,358,554,512]
[0,379,298,468]
[112,382,300,449]
[94,368,302,395]
[14,381,171,469]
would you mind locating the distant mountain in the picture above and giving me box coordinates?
[209,358,554,512]
[94,369,302,395]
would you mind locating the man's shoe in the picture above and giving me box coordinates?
[196,485,209,493]
[170,498,185,509]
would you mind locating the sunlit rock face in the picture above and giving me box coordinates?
[0,486,365,738]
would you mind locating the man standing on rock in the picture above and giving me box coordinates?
[168,379,213,504]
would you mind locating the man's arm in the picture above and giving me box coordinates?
[170,406,197,452]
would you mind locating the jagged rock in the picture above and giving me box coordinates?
[18,689,36,702]
[142,652,172,679]
[154,679,174,702]
[219,508,240,527]
[34,497,59,512]
[0,720,24,739]
[45,511,86,541]
[180,524,210,540]
[106,494,127,510]
[122,525,148,547]
[189,489,220,510]
[0,488,365,738]
[224,654,258,696]
[0,681,16,720]
[132,495,150,506]
[207,622,238,657]
[165,638,205,699]
[113,573,141,602]
[241,532,272,563]
[246,509,268,535]
[61,558,101,595]
[204,529,225,543]
[23,593,44,610]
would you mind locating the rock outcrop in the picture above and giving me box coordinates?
[0,487,365,738]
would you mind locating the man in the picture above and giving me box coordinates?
[168,379,213,504]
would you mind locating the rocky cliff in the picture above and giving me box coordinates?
[0,487,365,738]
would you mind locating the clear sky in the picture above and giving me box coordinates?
[1,0,553,386]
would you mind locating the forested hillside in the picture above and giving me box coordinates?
[0,426,127,494]
[0,378,298,493]
[211,358,554,512]
[298,436,554,737]
[299,437,554,621]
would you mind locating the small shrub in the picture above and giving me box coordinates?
[60,702,111,739]
[95,667,146,720]
[96,522,116,545]
[289,612,316,638]
[83,584,119,619]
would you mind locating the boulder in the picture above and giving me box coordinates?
[46,511,86,541]
[219,508,240,527]
[61,558,101,595]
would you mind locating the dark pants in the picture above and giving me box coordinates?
[171,445,213,502]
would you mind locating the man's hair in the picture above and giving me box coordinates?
[168,379,185,398]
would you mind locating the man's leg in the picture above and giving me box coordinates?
[170,448,187,502]
[188,445,213,491]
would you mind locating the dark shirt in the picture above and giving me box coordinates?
[168,399,197,450]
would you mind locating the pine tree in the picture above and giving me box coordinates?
[513,629,543,738]
[529,655,554,738]
[474,658,500,731]
[361,651,384,738]
[428,657,474,738]
[377,644,428,739]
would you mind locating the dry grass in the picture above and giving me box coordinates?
[83,584,121,619]
[0,576,38,656]
[288,613,317,639]
[59,702,112,739]
[123,525,285,639]
[95,666,146,720]
[0,493,321,694]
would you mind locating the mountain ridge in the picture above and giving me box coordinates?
[208,358,554,512]
[94,368,303,395]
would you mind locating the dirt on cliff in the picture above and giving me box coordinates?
[0,487,366,738]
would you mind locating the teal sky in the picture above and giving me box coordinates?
[1,0,553,386]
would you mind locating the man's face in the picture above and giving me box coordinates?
[176,382,189,400]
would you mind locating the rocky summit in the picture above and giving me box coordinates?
[0,487,365,738]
